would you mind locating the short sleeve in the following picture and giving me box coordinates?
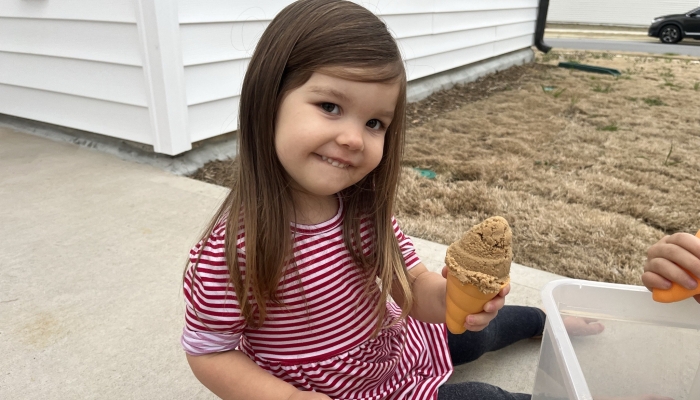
[181,227,246,356]
[391,216,422,270]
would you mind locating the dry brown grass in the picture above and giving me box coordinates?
[397,50,700,285]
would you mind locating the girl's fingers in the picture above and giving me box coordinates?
[461,282,508,331]
[498,283,511,298]
[464,323,488,332]
[665,231,700,255]
[466,292,506,329]
[644,257,698,290]
[641,270,673,291]
[441,266,447,279]
[464,311,497,331]
[646,233,700,276]
[484,292,506,313]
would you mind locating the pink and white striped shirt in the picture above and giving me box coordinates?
[182,201,453,399]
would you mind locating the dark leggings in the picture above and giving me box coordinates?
[437,305,546,400]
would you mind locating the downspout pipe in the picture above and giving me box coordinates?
[534,0,551,53]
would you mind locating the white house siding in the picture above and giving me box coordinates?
[0,0,155,144]
[1,0,539,155]
[177,0,538,143]
[548,0,700,27]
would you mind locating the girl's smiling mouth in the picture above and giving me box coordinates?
[319,154,351,169]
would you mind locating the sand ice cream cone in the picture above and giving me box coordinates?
[445,216,512,334]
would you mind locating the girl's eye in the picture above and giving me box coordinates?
[321,103,340,114]
[366,119,383,130]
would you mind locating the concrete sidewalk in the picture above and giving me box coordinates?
[0,125,565,399]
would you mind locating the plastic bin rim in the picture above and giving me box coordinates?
[541,278,650,299]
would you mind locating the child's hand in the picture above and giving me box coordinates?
[468,283,509,332]
[642,232,700,303]
[441,266,509,332]
[287,391,332,400]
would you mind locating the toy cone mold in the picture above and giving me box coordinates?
[445,216,512,334]
[652,230,700,303]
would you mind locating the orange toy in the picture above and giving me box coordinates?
[445,274,509,334]
[652,230,700,303]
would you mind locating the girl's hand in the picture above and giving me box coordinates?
[441,266,509,332]
[642,232,700,304]
[287,391,332,400]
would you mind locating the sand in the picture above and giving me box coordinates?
[446,216,512,293]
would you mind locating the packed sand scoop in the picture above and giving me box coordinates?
[445,216,512,334]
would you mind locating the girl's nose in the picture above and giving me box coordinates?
[336,123,364,151]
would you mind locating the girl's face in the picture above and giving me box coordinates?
[274,70,400,202]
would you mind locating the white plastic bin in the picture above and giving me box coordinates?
[532,279,700,400]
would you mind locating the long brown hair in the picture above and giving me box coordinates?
[187,0,413,338]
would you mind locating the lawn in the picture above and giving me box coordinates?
[192,50,700,285]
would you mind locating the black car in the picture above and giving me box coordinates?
[648,6,700,43]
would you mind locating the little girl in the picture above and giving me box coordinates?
[181,1,700,399]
